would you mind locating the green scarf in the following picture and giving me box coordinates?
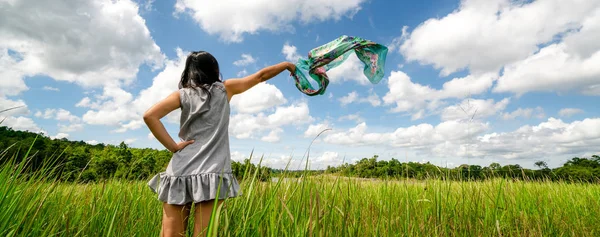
[291,35,389,96]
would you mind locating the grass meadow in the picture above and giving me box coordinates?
[1,148,600,237]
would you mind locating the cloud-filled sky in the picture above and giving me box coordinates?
[1,0,599,169]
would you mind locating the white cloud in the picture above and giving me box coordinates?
[147,132,155,140]
[124,138,137,144]
[233,54,256,66]
[338,113,363,123]
[339,91,358,106]
[501,107,545,120]
[282,43,302,62]
[0,0,164,91]
[473,117,600,159]
[42,86,59,92]
[230,151,246,162]
[494,42,600,95]
[441,98,510,121]
[85,140,99,145]
[339,90,381,107]
[398,0,600,76]
[229,102,313,140]
[316,116,600,161]
[365,92,382,107]
[51,133,69,140]
[1,116,41,132]
[55,109,80,123]
[237,69,248,77]
[382,71,497,116]
[261,128,283,142]
[322,121,489,148]
[230,82,287,114]
[112,120,144,133]
[0,49,28,97]
[58,123,84,133]
[559,108,584,118]
[82,85,137,126]
[175,0,365,42]
[32,108,83,132]
[0,97,28,116]
[309,151,343,169]
[76,97,93,108]
[327,53,372,85]
[304,122,331,138]
[81,48,188,132]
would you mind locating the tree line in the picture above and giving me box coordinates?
[0,126,268,183]
[324,154,600,182]
[1,126,598,183]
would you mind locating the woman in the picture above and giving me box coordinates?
[143,51,295,237]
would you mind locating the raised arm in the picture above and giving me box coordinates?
[224,62,295,101]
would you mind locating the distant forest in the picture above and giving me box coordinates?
[1,126,599,183]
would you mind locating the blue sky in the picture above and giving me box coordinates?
[1,0,599,169]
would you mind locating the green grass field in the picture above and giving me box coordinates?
[2,155,600,237]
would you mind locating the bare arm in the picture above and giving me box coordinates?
[143,91,194,152]
[224,62,295,101]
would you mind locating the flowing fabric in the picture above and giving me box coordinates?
[291,35,389,96]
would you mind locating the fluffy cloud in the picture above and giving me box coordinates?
[51,133,69,140]
[492,7,600,95]
[339,90,381,107]
[0,97,28,116]
[309,151,344,169]
[233,54,256,66]
[382,71,497,117]
[441,98,510,121]
[304,122,331,138]
[81,85,139,127]
[124,138,137,144]
[80,48,187,132]
[398,0,600,76]
[339,91,358,106]
[559,108,584,118]
[318,117,600,161]
[322,120,489,148]
[494,43,600,95]
[261,128,283,142]
[0,0,163,135]
[501,107,545,120]
[0,48,28,96]
[229,102,313,140]
[473,117,600,159]
[1,116,41,133]
[237,69,248,77]
[338,113,364,123]
[58,123,84,133]
[327,53,373,85]
[230,83,287,114]
[42,86,59,92]
[0,0,164,90]
[35,108,80,123]
[282,43,302,62]
[175,0,365,42]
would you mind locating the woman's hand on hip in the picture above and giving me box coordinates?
[171,140,195,153]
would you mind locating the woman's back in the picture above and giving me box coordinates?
[148,81,239,205]
[175,82,231,174]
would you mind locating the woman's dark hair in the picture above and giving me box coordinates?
[179,51,221,90]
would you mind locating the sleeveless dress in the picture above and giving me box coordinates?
[148,82,241,205]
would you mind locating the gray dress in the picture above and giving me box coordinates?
[148,82,241,205]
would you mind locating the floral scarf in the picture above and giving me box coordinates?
[291,35,388,96]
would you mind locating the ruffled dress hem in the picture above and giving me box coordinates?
[148,172,242,205]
